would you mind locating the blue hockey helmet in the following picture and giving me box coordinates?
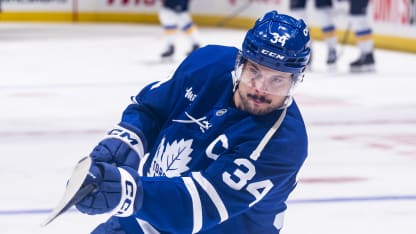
[241,10,311,75]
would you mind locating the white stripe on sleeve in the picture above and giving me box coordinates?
[182,177,203,233]
[192,172,229,223]
[136,218,160,234]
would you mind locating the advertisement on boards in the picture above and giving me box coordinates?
[100,0,159,12]
[372,0,415,26]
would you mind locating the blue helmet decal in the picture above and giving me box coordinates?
[242,11,311,74]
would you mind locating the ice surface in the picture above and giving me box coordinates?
[0,23,415,234]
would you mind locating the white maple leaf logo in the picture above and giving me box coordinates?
[148,137,193,177]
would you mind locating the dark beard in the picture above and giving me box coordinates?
[236,89,274,116]
[247,93,272,104]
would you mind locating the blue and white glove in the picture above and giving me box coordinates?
[76,162,143,217]
[90,123,146,169]
[91,216,138,234]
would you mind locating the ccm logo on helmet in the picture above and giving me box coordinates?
[261,49,285,60]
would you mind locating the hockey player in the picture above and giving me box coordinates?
[75,10,310,233]
[290,0,338,67]
[349,0,375,72]
[158,0,201,59]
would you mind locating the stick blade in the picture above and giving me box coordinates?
[41,156,93,227]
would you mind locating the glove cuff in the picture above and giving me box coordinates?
[109,167,143,217]
[106,124,145,161]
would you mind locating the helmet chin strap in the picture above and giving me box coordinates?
[232,51,245,93]
[279,75,302,109]
[279,96,293,110]
[232,68,241,93]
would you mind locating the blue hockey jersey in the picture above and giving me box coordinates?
[115,45,308,233]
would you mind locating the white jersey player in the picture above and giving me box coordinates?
[348,0,375,72]
[290,0,338,66]
[158,0,200,59]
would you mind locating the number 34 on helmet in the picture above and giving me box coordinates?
[242,10,311,76]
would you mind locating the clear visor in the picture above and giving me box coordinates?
[237,60,299,96]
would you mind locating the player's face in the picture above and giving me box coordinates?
[234,61,294,115]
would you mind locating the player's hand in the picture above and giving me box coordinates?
[75,162,143,216]
[90,123,145,169]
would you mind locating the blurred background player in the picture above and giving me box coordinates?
[348,0,375,72]
[290,0,338,68]
[290,0,375,73]
[158,0,201,59]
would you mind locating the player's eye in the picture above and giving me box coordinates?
[269,77,283,85]
[248,66,259,75]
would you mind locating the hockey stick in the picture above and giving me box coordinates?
[41,156,95,227]
[215,0,253,27]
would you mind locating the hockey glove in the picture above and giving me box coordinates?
[76,162,143,217]
[90,123,146,169]
[91,216,137,234]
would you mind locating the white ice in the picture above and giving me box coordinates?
[0,23,415,234]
